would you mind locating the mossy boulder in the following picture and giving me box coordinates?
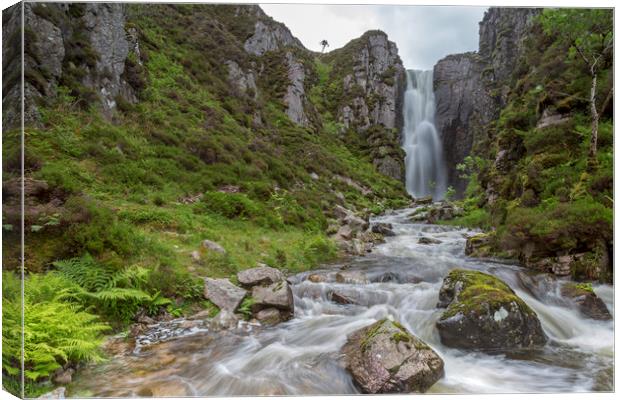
[464,233,494,258]
[436,269,547,351]
[341,319,444,393]
[560,282,611,321]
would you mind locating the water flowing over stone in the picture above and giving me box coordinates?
[402,70,447,199]
[70,208,613,396]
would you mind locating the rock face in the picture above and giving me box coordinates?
[243,19,303,56]
[434,8,540,196]
[203,278,247,312]
[341,319,444,393]
[2,3,140,129]
[436,269,547,351]
[324,31,407,181]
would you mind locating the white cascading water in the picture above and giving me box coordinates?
[70,208,614,396]
[402,70,447,199]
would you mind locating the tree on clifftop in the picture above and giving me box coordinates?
[540,9,613,170]
[320,39,329,53]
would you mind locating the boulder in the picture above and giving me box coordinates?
[335,271,369,284]
[307,273,327,283]
[336,225,353,240]
[341,319,444,393]
[202,239,226,254]
[255,307,283,325]
[203,278,246,312]
[330,291,357,305]
[52,367,75,385]
[344,213,369,232]
[252,281,294,319]
[237,265,284,288]
[418,237,442,245]
[560,282,611,321]
[436,269,547,351]
[372,222,395,236]
[464,233,493,257]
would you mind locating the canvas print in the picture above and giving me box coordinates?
[1,1,614,398]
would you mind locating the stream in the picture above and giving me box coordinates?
[69,208,614,396]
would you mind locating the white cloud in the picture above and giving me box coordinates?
[260,4,486,70]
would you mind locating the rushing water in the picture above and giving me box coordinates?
[402,70,447,200]
[69,208,614,396]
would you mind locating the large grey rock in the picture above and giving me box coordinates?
[252,280,294,319]
[243,19,303,56]
[342,319,444,393]
[237,265,284,288]
[209,310,240,331]
[203,278,246,312]
[372,222,395,236]
[436,269,547,351]
[255,307,283,325]
[202,239,227,254]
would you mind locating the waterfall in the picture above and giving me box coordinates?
[402,70,447,199]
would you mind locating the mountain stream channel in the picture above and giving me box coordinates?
[69,207,614,396]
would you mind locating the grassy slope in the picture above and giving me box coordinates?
[2,5,409,394]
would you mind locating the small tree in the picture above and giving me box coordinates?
[540,9,613,170]
[319,39,329,53]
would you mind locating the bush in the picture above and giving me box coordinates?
[200,191,260,220]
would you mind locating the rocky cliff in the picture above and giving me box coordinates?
[322,31,406,181]
[434,8,540,195]
[3,3,405,182]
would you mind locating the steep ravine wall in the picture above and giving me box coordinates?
[433,8,540,196]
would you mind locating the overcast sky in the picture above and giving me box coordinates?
[260,4,487,70]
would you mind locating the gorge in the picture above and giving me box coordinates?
[1,3,613,397]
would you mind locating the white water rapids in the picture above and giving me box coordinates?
[69,208,614,396]
[402,70,447,200]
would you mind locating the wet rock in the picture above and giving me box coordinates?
[344,213,369,233]
[342,319,444,393]
[202,239,227,254]
[209,310,240,331]
[252,280,294,319]
[336,271,369,284]
[436,269,547,351]
[418,237,442,245]
[52,367,75,385]
[414,196,433,205]
[372,222,395,236]
[237,265,284,288]
[336,225,353,240]
[138,380,190,397]
[37,387,66,399]
[426,203,463,223]
[255,308,282,325]
[203,278,246,313]
[465,233,494,257]
[307,273,327,283]
[330,291,357,305]
[560,282,611,321]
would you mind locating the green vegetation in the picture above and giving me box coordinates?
[440,269,534,319]
[450,10,613,282]
[2,5,408,395]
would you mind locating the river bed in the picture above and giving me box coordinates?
[69,208,614,396]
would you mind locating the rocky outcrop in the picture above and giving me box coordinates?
[341,319,444,393]
[325,31,406,181]
[225,60,258,99]
[2,3,140,129]
[434,8,540,196]
[436,269,547,351]
[243,19,303,56]
[251,280,295,321]
[283,52,310,127]
[560,282,612,321]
